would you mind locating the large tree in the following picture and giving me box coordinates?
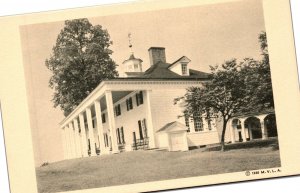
[46,19,118,116]
[177,31,274,151]
[177,59,249,151]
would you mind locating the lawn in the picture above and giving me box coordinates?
[36,138,281,193]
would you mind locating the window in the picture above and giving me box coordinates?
[102,113,106,123]
[134,64,139,69]
[114,104,121,116]
[181,63,188,75]
[126,97,133,111]
[116,127,125,144]
[185,114,190,132]
[136,91,144,106]
[193,112,203,132]
[207,119,212,130]
[137,119,148,140]
[104,133,109,147]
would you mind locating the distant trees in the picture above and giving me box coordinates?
[177,31,273,151]
[242,32,274,111]
[46,19,118,116]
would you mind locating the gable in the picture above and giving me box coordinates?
[168,56,191,76]
[157,121,188,133]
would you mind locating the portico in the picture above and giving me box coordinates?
[61,77,196,159]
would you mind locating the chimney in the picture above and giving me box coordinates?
[148,47,166,66]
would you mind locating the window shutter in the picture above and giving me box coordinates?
[118,104,121,115]
[129,97,133,109]
[117,128,121,144]
[140,91,144,104]
[102,114,106,123]
[138,120,143,139]
[121,127,125,144]
[136,93,139,106]
[126,99,129,111]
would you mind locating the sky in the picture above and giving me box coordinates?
[20,0,265,166]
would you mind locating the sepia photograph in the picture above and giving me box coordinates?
[20,0,281,192]
[0,0,299,193]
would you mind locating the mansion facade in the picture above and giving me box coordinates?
[60,47,277,159]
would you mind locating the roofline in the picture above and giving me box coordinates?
[59,80,106,126]
[122,58,143,64]
[148,47,165,51]
[168,56,191,69]
[59,78,209,126]
[107,77,211,81]
[231,109,275,119]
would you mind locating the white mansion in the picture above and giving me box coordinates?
[60,47,277,159]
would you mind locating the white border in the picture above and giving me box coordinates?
[0,1,299,193]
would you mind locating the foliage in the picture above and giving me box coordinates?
[176,31,274,151]
[46,19,118,116]
[176,59,250,151]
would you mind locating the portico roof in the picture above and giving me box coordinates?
[156,121,188,133]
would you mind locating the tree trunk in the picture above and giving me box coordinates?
[220,119,228,152]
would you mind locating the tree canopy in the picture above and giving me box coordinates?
[176,31,274,151]
[46,19,118,116]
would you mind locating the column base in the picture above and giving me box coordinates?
[111,150,120,154]
[100,148,111,155]
[125,144,132,152]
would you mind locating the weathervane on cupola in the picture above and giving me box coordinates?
[128,33,133,55]
[122,33,143,76]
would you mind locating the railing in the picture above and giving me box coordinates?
[118,143,125,152]
[131,137,149,150]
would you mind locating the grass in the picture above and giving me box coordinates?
[36,138,281,193]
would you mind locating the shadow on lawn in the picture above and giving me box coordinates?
[203,137,279,152]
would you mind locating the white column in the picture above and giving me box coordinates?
[61,128,67,159]
[105,91,119,153]
[65,126,71,159]
[240,119,247,142]
[94,100,106,154]
[86,107,97,156]
[259,117,268,140]
[62,127,68,159]
[73,118,82,157]
[229,119,236,144]
[247,122,253,140]
[68,122,77,158]
[202,117,209,131]
[145,90,156,148]
[189,118,196,133]
[79,113,89,157]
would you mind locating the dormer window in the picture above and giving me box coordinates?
[181,63,188,75]
[168,56,191,76]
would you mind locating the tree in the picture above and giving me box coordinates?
[46,19,118,116]
[176,31,274,151]
[176,59,249,151]
[240,31,274,112]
